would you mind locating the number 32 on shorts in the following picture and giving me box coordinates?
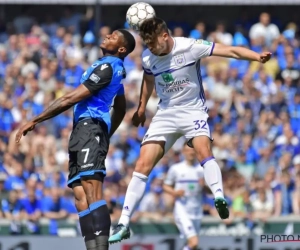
[193,120,207,130]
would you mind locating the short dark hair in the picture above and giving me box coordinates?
[117,29,136,57]
[139,17,169,44]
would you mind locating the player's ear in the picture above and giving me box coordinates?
[162,32,169,41]
[118,46,127,55]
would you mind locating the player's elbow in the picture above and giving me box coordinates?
[61,95,76,107]
[213,44,239,59]
[227,47,240,59]
[162,184,172,193]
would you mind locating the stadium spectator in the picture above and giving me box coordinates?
[1,190,22,234]
[249,12,280,47]
[138,177,173,222]
[42,187,68,235]
[21,187,42,234]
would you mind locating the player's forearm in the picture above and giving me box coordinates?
[138,77,154,113]
[163,184,176,197]
[109,108,126,138]
[32,96,74,124]
[228,47,260,61]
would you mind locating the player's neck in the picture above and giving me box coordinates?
[100,48,120,58]
[185,160,196,167]
[166,37,174,54]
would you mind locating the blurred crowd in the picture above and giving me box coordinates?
[0,7,300,235]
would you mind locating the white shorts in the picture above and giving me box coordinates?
[174,202,201,240]
[175,215,201,240]
[142,108,212,152]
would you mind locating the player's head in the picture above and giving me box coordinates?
[183,143,196,162]
[139,17,170,56]
[100,29,136,59]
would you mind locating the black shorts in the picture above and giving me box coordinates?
[67,118,109,188]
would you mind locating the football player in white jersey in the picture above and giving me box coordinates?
[163,144,204,250]
[109,17,271,243]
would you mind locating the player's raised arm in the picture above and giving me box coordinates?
[212,43,272,63]
[15,84,92,143]
[15,63,113,143]
[132,72,155,127]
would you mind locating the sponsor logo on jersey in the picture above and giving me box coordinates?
[159,78,190,87]
[81,163,94,169]
[188,183,195,191]
[174,53,186,67]
[118,69,126,76]
[195,39,212,45]
[162,73,175,83]
[89,73,100,83]
[159,75,190,93]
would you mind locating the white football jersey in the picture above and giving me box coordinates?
[142,37,214,110]
[164,161,204,219]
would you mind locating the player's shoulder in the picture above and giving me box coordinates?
[142,48,153,61]
[142,48,151,57]
[88,60,112,72]
[174,37,197,48]
[94,56,125,69]
[82,60,114,83]
[175,37,212,48]
[141,48,154,69]
[169,161,186,171]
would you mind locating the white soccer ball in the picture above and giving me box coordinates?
[126,2,156,31]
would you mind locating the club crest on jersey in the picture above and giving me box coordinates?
[174,54,186,67]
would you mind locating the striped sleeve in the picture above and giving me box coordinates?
[143,66,153,75]
[142,52,153,75]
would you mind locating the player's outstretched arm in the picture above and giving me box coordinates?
[163,184,185,198]
[212,43,272,63]
[15,85,92,143]
[132,72,155,127]
[109,94,126,138]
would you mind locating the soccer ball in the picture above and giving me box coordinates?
[126,2,156,31]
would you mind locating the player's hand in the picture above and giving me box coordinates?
[174,190,185,198]
[15,121,36,143]
[132,110,146,127]
[259,52,272,64]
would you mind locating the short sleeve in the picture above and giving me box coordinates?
[164,166,176,186]
[191,39,215,60]
[83,63,113,94]
[142,53,153,75]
